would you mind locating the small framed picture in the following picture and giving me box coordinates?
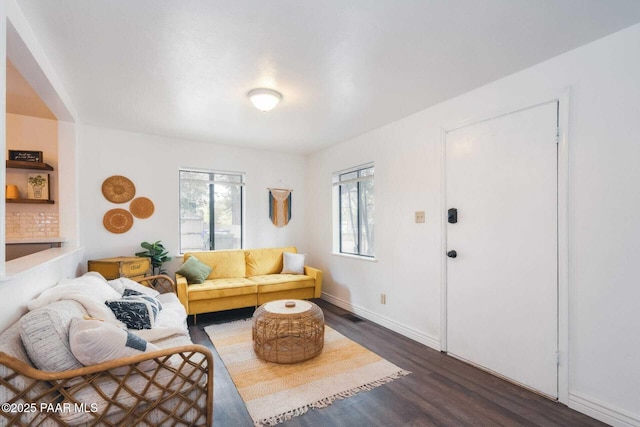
[27,173,50,200]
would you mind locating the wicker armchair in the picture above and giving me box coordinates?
[134,274,178,294]
[0,275,213,426]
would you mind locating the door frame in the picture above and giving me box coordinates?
[439,89,570,404]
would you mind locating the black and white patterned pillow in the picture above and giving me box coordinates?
[105,292,162,330]
[123,288,144,297]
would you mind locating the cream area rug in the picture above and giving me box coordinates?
[205,319,410,426]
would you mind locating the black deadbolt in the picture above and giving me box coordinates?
[447,250,457,258]
[448,208,458,224]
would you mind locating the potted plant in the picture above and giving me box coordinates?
[135,240,172,276]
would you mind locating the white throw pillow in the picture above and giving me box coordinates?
[281,252,305,275]
[108,277,160,298]
[69,317,160,373]
[83,271,109,282]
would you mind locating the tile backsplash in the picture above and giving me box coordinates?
[6,212,59,238]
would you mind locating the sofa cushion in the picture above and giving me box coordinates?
[187,278,257,301]
[69,317,160,373]
[60,333,204,426]
[19,300,86,373]
[0,322,32,365]
[152,293,189,334]
[0,322,55,426]
[184,250,246,279]
[176,256,213,284]
[281,252,305,274]
[245,246,297,276]
[250,274,316,293]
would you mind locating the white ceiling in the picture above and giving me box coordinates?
[14,0,640,154]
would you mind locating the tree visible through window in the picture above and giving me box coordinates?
[335,165,374,257]
[179,170,244,252]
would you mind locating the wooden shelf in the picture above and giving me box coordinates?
[6,160,54,171]
[6,199,55,204]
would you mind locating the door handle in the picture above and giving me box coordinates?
[447,250,457,258]
[448,208,458,224]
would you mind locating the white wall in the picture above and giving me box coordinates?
[78,125,308,273]
[0,0,81,332]
[307,24,640,426]
[0,248,84,329]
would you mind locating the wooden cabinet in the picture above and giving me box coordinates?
[88,256,151,280]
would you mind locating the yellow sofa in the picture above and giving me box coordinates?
[176,247,322,320]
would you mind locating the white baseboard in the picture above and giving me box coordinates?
[320,292,441,351]
[569,393,640,427]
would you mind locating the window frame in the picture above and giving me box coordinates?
[333,163,375,258]
[178,168,245,253]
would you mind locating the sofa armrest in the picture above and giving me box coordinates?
[304,266,323,298]
[176,273,189,312]
[0,344,213,426]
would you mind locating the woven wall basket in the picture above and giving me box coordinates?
[102,175,136,203]
[103,208,134,234]
[130,197,155,219]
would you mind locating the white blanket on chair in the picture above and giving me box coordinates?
[27,274,125,327]
[27,274,187,342]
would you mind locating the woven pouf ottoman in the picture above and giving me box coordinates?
[252,299,324,364]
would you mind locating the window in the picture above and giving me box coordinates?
[334,164,375,257]
[179,169,244,253]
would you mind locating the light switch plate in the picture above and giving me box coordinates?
[415,211,425,223]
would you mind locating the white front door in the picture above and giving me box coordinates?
[445,101,558,398]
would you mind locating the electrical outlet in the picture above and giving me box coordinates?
[381,293,386,304]
[415,211,425,223]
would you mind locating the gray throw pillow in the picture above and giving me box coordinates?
[176,256,213,284]
[19,300,86,373]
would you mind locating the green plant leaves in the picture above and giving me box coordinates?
[136,240,172,275]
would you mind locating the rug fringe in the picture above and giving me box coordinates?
[254,369,411,426]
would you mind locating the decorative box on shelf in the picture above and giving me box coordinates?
[88,256,151,280]
[8,150,43,162]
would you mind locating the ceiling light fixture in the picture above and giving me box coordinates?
[248,88,282,112]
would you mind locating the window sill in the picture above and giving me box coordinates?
[331,252,377,262]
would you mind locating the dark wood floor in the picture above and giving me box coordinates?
[189,299,604,427]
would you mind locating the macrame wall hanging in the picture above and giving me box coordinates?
[268,188,292,227]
